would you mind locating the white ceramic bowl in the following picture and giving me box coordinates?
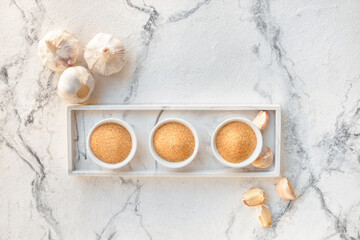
[86,118,137,169]
[211,117,263,168]
[149,118,199,168]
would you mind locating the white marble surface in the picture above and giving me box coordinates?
[0,0,359,239]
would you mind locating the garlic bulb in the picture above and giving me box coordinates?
[38,30,80,72]
[84,33,126,76]
[58,66,95,104]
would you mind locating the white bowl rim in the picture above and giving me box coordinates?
[149,118,199,169]
[211,117,263,168]
[86,118,137,169]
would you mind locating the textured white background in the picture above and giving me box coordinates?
[0,0,359,239]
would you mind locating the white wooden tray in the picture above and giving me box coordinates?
[67,105,281,177]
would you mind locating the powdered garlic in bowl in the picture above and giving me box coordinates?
[211,117,263,168]
[149,118,199,168]
[86,118,137,169]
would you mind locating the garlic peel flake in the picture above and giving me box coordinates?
[58,66,95,104]
[38,30,80,72]
[84,33,126,76]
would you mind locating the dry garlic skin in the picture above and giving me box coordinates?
[38,30,80,71]
[84,33,126,76]
[58,66,95,104]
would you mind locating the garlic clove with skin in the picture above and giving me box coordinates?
[84,33,126,76]
[257,205,272,228]
[243,188,266,207]
[58,66,95,104]
[253,111,269,130]
[38,30,80,72]
[276,177,297,200]
[252,146,273,169]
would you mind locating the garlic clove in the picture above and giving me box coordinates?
[257,205,272,228]
[58,66,95,104]
[252,146,273,169]
[84,33,126,76]
[38,30,80,72]
[243,188,266,207]
[253,111,269,130]
[276,177,296,200]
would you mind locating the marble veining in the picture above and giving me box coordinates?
[1,0,359,239]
